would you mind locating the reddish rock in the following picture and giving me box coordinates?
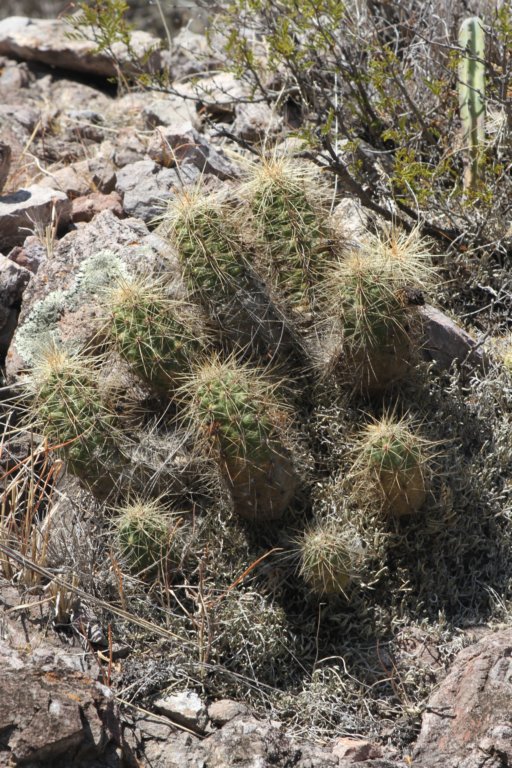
[332,737,382,762]
[71,191,125,223]
[413,629,512,768]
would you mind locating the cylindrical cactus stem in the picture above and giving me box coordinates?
[242,155,333,321]
[183,357,298,520]
[161,185,299,363]
[25,344,126,496]
[352,414,431,517]
[458,16,486,190]
[102,273,206,394]
[319,228,433,393]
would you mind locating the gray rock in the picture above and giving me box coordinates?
[0,185,71,250]
[115,159,199,221]
[7,234,46,274]
[6,208,181,379]
[147,123,239,180]
[208,698,249,726]
[0,608,125,767]
[71,191,124,224]
[232,102,282,142]
[38,161,93,199]
[113,130,148,168]
[154,690,209,733]
[0,254,30,357]
[143,96,195,129]
[332,737,382,762]
[413,628,512,768]
[0,16,165,79]
[88,157,117,194]
[418,304,488,371]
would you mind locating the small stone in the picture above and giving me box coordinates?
[154,690,209,732]
[71,191,124,223]
[207,699,249,726]
[0,141,11,193]
[332,737,382,762]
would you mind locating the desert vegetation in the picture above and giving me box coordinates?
[1,0,512,756]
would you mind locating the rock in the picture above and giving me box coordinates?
[0,608,125,767]
[112,130,148,168]
[7,235,46,274]
[332,197,370,242]
[418,304,488,372]
[147,123,239,179]
[87,157,117,194]
[193,72,248,122]
[128,713,344,768]
[0,254,30,358]
[0,59,30,89]
[413,628,512,768]
[143,96,195,129]
[0,141,11,193]
[332,737,382,762]
[0,16,165,79]
[115,159,199,221]
[154,690,209,732]
[39,161,93,199]
[0,185,71,250]
[207,699,250,726]
[232,102,282,142]
[71,191,125,223]
[6,208,181,376]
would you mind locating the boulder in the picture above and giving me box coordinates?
[0,608,125,767]
[0,185,71,250]
[0,16,165,79]
[413,628,512,768]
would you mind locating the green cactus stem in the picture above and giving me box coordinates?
[243,156,332,318]
[458,16,486,190]
[184,357,298,520]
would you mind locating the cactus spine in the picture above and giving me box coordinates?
[299,521,354,595]
[458,16,486,190]
[243,156,332,318]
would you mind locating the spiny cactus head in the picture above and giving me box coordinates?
[115,498,184,578]
[353,414,431,516]
[324,249,409,354]
[26,343,121,485]
[103,273,205,391]
[368,225,437,290]
[299,521,356,596]
[162,185,247,297]
[183,356,288,464]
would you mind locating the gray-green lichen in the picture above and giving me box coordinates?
[15,252,128,367]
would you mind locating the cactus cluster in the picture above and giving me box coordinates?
[22,153,442,600]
